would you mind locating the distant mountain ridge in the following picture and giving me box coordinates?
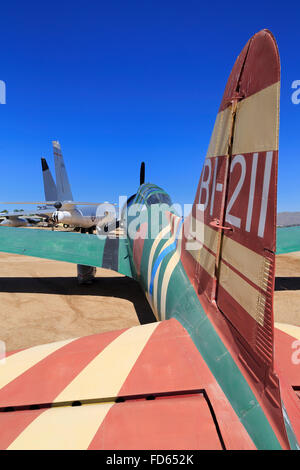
[277,212,300,227]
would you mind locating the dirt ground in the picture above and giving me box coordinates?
[274,251,300,327]
[0,253,155,352]
[0,250,298,352]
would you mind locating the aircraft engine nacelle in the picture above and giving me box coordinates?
[52,210,96,229]
[52,208,116,230]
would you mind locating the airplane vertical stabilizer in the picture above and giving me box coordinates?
[41,158,58,201]
[181,29,281,399]
[52,141,74,201]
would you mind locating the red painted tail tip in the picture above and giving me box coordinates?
[219,28,279,112]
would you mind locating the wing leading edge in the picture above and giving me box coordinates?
[0,227,132,278]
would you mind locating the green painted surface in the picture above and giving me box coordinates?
[0,227,103,266]
[0,227,132,278]
[165,262,282,450]
[126,197,282,448]
[117,236,133,277]
[282,402,300,450]
[0,190,295,448]
[276,226,300,254]
[124,191,283,448]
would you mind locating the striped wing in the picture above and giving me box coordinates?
[0,227,132,277]
[0,319,255,450]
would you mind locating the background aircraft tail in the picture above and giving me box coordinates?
[41,158,58,201]
[52,141,74,201]
[182,29,281,400]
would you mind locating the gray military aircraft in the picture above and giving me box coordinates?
[48,141,117,233]
[0,141,117,233]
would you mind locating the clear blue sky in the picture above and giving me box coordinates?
[0,1,299,212]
